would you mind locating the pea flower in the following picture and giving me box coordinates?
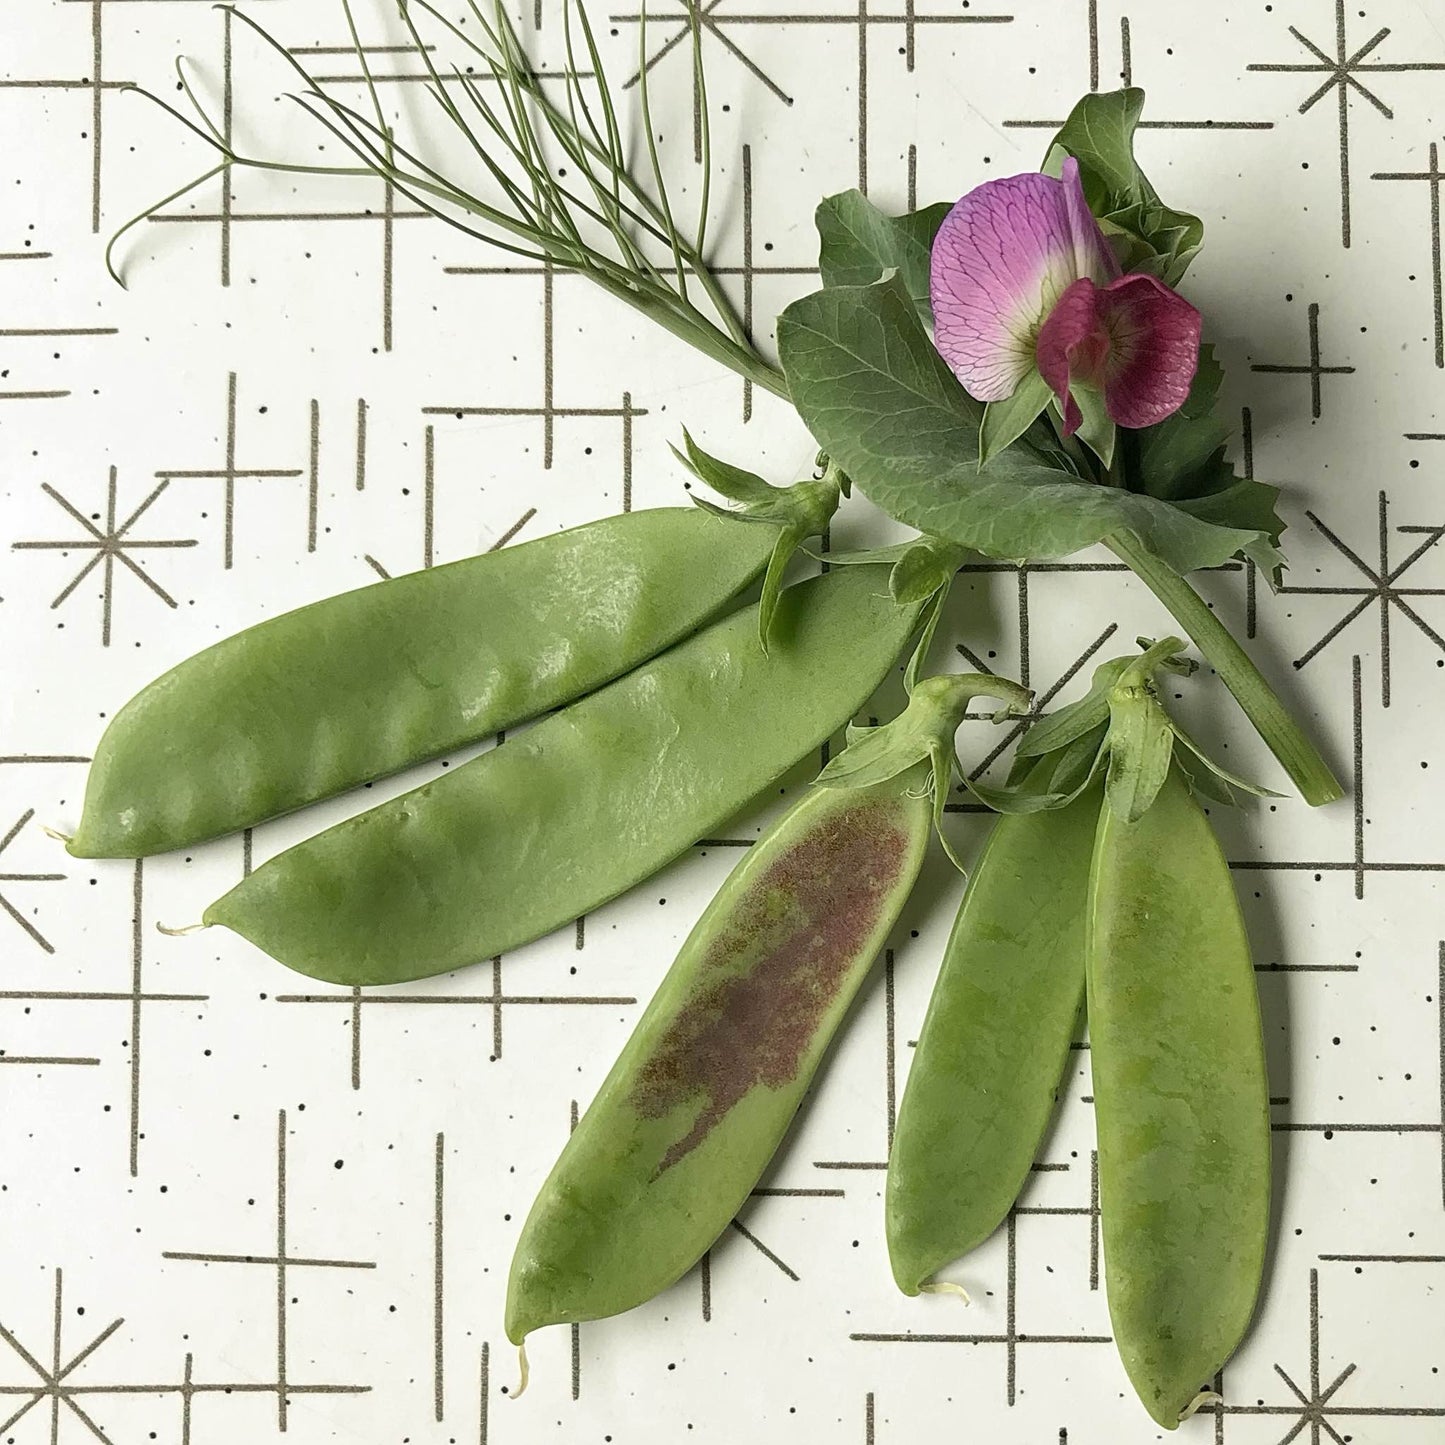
[930,157,1201,451]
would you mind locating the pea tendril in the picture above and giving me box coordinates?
[107,0,788,399]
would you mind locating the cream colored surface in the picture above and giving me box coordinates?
[2,1,1443,1440]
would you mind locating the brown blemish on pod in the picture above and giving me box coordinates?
[632,795,913,1174]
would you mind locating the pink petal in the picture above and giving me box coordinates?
[1095,274,1202,429]
[1034,276,1104,436]
[930,158,1117,403]
[1034,274,1201,435]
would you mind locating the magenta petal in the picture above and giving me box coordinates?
[1095,274,1202,429]
[1035,272,1201,434]
[930,159,1118,403]
[1034,276,1105,436]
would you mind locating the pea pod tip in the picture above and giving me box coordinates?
[917,1279,971,1306]
[508,1342,530,1400]
[1178,1389,1222,1425]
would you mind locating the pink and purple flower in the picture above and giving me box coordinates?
[930,157,1201,442]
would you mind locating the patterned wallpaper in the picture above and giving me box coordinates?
[3,1,1444,1440]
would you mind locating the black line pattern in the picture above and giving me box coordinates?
[3,1,1444,1439]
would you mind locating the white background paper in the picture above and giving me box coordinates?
[3,1,1444,1441]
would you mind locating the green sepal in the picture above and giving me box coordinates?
[980,372,1054,467]
[1050,722,1112,795]
[903,584,949,695]
[1104,689,1176,823]
[674,429,843,650]
[1172,748,1243,808]
[811,534,966,605]
[981,721,1109,814]
[1101,635,1192,822]
[1068,386,1116,470]
[1171,721,1283,803]
[992,633,1280,820]
[888,536,968,606]
[1014,657,1131,759]
[816,671,1032,870]
[803,534,965,688]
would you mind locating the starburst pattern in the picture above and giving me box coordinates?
[11,469,196,647]
[1250,0,1445,246]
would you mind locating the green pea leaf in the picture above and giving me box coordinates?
[815,189,951,322]
[980,371,1054,467]
[1043,88,1205,286]
[1043,88,1149,202]
[1104,690,1176,822]
[776,274,1278,575]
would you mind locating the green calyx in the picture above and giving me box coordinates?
[811,532,968,690]
[816,671,1031,869]
[673,430,844,650]
[999,636,1282,822]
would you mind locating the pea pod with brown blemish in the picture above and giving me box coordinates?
[504,671,1030,1350]
[201,563,932,986]
[67,449,838,859]
[1088,764,1270,1429]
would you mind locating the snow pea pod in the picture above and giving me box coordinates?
[203,564,924,985]
[506,768,933,1347]
[886,786,1099,1296]
[1088,766,1269,1429]
[70,468,835,859]
[505,671,1028,1349]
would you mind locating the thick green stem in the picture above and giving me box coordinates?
[1105,530,1343,807]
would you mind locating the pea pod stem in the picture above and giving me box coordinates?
[1105,529,1342,807]
[816,671,1032,869]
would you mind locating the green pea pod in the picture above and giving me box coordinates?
[203,565,922,985]
[505,765,934,1348]
[69,478,836,859]
[1088,767,1269,1429]
[886,788,1099,1295]
[504,669,1027,1350]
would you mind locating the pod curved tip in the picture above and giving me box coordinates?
[1178,1389,1221,1424]
[40,824,73,845]
[509,1341,530,1400]
[918,1279,971,1306]
[156,920,209,937]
